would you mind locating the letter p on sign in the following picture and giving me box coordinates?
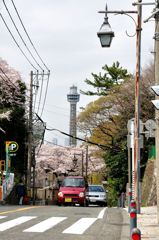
[6,141,19,153]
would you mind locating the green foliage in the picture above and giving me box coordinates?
[81,61,130,96]
[79,61,155,205]
[104,140,128,192]
[107,178,118,206]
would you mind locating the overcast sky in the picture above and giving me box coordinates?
[0,0,155,145]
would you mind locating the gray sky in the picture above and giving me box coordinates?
[0,0,155,144]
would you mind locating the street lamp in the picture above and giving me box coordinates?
[97,3,141,214]
[97,5,114,47]
[72,154,78,167]
[74,152,84,176]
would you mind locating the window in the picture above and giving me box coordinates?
[62,178,85,187]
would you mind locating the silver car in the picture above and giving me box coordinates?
[86,185,107,206]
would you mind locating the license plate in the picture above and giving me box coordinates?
[65,198,72,202]
[90,199,96,202]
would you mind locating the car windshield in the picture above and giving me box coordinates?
[61,178,85,187]
[88,185,105,192]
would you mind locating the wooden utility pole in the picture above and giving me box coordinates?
[32,146,36,205]
[81,150,84,176]
[85,145,88,180]
[27,71,33,192]
[134,0,142,214]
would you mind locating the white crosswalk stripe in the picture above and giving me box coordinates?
[0,216,7,219]
[63,217,97,234]
[0,216,37,231]
[23,217,67,232]
[0,215,99,234]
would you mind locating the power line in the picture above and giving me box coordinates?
[0,65,20,92]
[36,71,44,115]
[40,72,50,117]
[3,0,44,71]
[1,1,51,119]
[31,71,50,118]
[33,72,39,112]
[45,127,108,149]
[0,75,21,105]
[0,13,38,71]
[44,140,70,148]
[10,0,50,71]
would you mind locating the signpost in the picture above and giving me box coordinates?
[127,118,156,212]
[6,141,19,153]
[5,141,19,174]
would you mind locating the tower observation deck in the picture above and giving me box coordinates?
[67,85,80,146]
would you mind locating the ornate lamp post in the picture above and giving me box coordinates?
[72,154,78,167]
[97,2,141,214]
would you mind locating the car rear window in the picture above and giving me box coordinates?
[89,186,105,192]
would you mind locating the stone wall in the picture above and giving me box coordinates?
[141,159,157,206]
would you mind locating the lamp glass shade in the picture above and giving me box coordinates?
[97,21,114,47]
[99,34,113,47]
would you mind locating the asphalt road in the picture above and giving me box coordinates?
[0,205,130,240]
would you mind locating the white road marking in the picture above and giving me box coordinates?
[63,217,97,234]
[0,216,7,219]
[97,207,107,219]
[23,217,67,232]
[0,216,36,231]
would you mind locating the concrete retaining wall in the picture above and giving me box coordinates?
[141,159,157,206]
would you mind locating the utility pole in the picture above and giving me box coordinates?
[81,150,84,176]
[134,0,142,214]
[85,145,88,180]
[154,1,159,223]
[32,146,36,205]
[27,71,33,193]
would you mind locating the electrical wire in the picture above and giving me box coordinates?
[11,0,50,71]
[36,71,44,115]
[32,71,50,118]
[2,0,51,118]
[3,0,44,71]
[0,75,18,104]
[36,124,46,156]
[45,127,108,149]
[0,65,19,92]
[0,13,38,71]
[1,1,51,124]
[40,71,50,117]
[33,73,39,112]
[44,139,70,149]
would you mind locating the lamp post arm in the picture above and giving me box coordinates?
[98,9,138,37]
[98,10,137,14]
[132,2,156,6]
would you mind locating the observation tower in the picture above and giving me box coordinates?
[67,85,80,146]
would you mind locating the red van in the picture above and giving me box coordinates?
[57,176,87,206]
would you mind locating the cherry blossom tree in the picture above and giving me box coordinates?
[0,58,27,176]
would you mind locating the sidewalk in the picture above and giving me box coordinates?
[137,206,159,239]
